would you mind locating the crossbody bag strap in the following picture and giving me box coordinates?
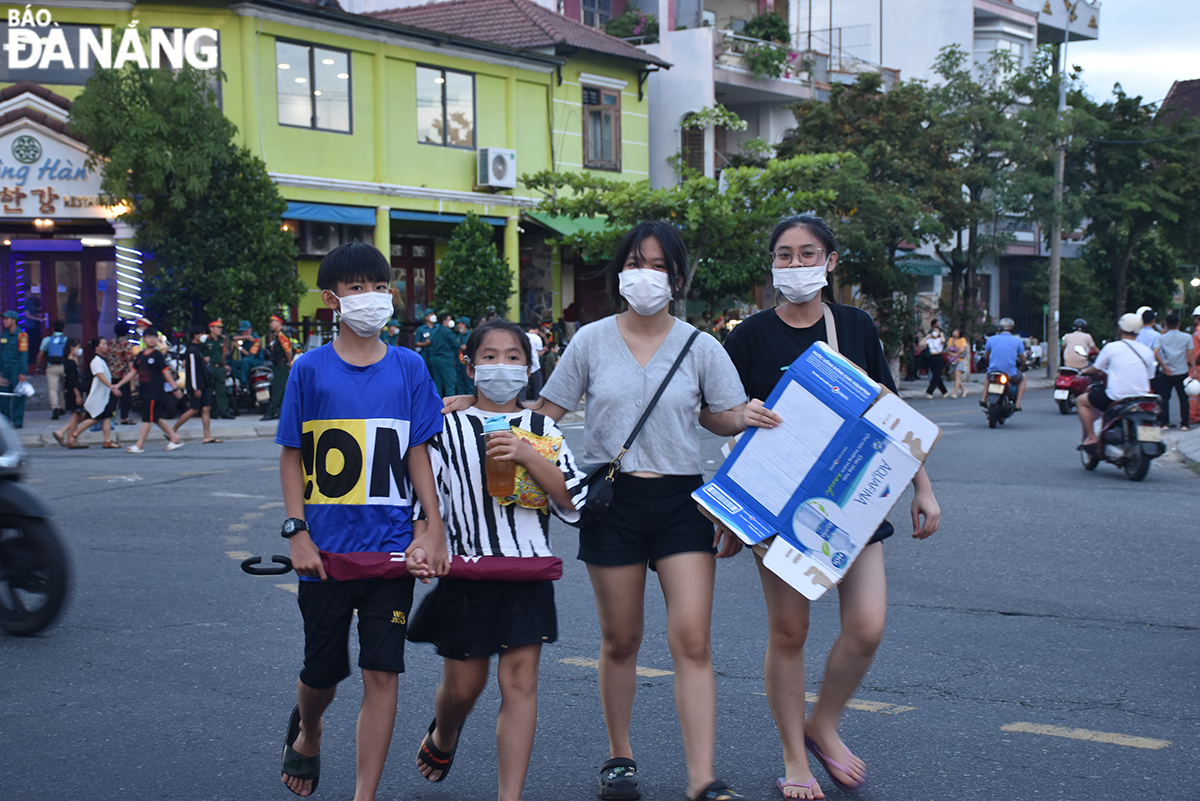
[607,329,702,475]
[821,302,839,353]
[1120,339,1152,372]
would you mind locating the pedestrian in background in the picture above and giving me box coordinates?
[921,321,948,398]
[414,310,439,361]
[1153,312,1194,430]
[425,313,461,397]
[52,338,85,447]
[113,327,184,453]
[260,315,293,421]
[202,318,233,420]
[521,322,545,402]
[0,310,29,427]
[1136,309,1158,349]
[381,318,402,347]
[109,322,137,425]
[174,325,221,443]
[453,317,473,395]
[68,337,120,449]
[233,320,263,389]
[946,327,970,398]
[38,320,69,419]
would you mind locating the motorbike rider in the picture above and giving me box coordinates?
[1061,319,1097,370]
[1076,313,1156,448]
[980,318,1027,411]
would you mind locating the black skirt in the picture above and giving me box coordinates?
[407,578,557,660]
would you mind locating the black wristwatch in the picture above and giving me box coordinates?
[281,518,309,538]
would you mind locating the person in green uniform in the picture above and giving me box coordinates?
[426,312,460,397]
[453,316,473,394]
[260,314,293,421]
[233,320,263,388]
[413,310,438,360]
[201,318,233,419]
[381,318,402,347]
[0,310,29,427]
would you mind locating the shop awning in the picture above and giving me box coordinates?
[523,211,612,237]
[896,256,945,276]
[284,202,378,227]
[390,210,506,226]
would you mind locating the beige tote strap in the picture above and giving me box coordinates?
[822,302,839,353]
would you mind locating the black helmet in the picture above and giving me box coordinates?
[1073,318,1086,331]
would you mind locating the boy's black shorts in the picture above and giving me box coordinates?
[297,577,415,690]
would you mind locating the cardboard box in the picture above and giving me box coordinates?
[693,341,939,599]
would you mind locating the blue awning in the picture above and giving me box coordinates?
[391,210,507,227]
[284,202,377,227]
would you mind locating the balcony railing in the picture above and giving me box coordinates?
[715,30,809,82]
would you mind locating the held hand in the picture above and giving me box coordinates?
[411,520,450,578]
[289,535,327,581]
[441,394,477,415]
[404,547,434,584]
[743,398,782,430]
[713,526,744,558]
[0,377,8,387]
[485,430,536,466]
[112,387,121,397]
[910,487,941,539]
[173,389,183,399]
[17,375,26,384]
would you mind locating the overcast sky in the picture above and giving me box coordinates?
[1068,0,1199,106]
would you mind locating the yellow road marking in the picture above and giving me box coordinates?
[226,550,254,559]
[751,692,915,715]
[88,474,138,480]
[242,512,263,520]
[25,478,43,482]
[180,470,228,476]
[276,583,298,594]
[225,536,247,544]
[1001,723,1170,750]
[228,523,249,531]
[559,656,673,678]
[259,502,285,509]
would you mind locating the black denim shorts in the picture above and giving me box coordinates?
[577,473,715,569]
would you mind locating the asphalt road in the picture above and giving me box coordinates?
[1,386,1196,800]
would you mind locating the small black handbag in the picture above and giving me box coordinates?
[569,330,701,528]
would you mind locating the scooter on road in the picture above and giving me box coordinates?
[1079,373,1165,481]
[982,370,1017,429]
[1053,345,1094,415]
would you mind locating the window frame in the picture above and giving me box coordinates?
[581,85,622,172]
[415,65,477,150]
[582,0,612,28]
[275,38,353,135]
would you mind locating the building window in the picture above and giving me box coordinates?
[276,40,351,132]
[582,0,612,27]
[416,67,475,148]
[681,127,704,172]
[582,86,621,170]
[994,39,1024,60]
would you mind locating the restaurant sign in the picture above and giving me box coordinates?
[0,121,112,218]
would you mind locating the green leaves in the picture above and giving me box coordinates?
[434,213,514,321]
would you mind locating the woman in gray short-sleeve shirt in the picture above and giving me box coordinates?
[533,222,750,801]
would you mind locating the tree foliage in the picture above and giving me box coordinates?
[434,213,514,321]
[69,63,301,329]
[522,153,847,310]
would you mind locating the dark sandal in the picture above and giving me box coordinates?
[416,718,460,782]
[689,779,744,801]
[597,757,640,800]
[281,705,320,796]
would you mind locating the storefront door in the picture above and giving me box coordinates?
[390,239,436,324]
[3,247,118,348]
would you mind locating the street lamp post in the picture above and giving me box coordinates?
[1048,3,1080,378]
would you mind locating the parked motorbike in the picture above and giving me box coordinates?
[983,370,1017,428]
[1054,345,1095,415]
[249,365,273,412]
[0,410,69,635]
[1079,373,1164,481]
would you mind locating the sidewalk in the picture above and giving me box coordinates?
[16,408,278,449]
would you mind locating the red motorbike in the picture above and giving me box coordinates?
[1054,345,1096,415]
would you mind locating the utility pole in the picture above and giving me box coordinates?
[1048,2,1080,377]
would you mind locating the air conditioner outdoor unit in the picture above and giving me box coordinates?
[478,147,518,189]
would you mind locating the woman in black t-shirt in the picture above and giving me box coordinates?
[722,216,940,799]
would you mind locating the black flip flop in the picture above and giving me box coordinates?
[416,718,461,783]
[688,779,745,801]
[282,705,320,796]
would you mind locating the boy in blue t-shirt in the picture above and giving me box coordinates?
[275,242,448,798]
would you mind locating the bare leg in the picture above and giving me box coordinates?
[173,407,197,432]
[156,418,181,444]
[1015,377,1027,409]
[133,421,152,449]
[418,656,488,781]
[496,644,542,801]
[656,551,718,799]
[753,552,822,799]
[353,668,398,801]
[200,405,212,440]
[101,418,113,446]
[283,680,336,797]
[805,543,886,790]
[586,562,647,762]
[1077,393,1099,445]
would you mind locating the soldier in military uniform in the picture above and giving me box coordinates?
[260,314,293,421]
[201,318,233,419]
[413,310,438,360]
[454,316,473,394]
[0,310,29,427]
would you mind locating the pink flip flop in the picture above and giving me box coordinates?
[777,776,824,799]
[804,735,868,793]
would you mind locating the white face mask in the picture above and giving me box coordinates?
[619,270,673,316]
[334,291,393,338]
[772,260,830,305]
[199,334,209,343]
[473,364,528,404]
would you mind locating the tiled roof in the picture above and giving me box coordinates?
[288,0,344,10]
[367,0,670,68]
[0,81,73,111]
[1157,79,1200,127]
